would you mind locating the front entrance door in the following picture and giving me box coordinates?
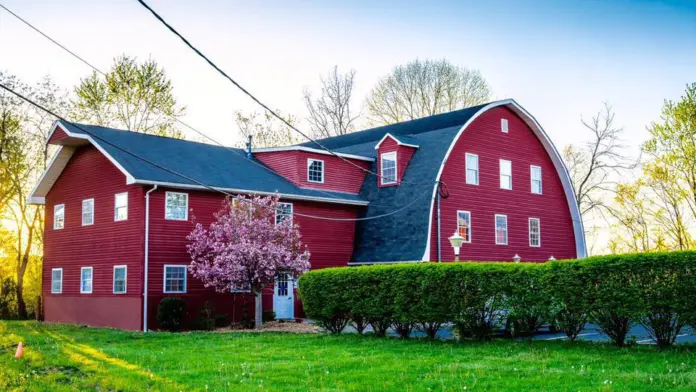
[273,273,294,319]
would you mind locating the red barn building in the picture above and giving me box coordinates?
[30,99,586,330]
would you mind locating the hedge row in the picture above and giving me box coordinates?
[298,252,696,347]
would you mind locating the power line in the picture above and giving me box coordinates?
[0,82,432,221]
[0,2,362,204]
[135,0,438,188]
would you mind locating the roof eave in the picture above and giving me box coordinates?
[252,146,375,162]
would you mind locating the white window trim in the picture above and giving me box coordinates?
[113,265,127,294]
[501,118,509,133]
[499,159,512,190]
[531,165,543,194]
[457,210,472,243]
[529,218,541,247]
[275,202,294,226]
[307,158,325,184]
[165,191,189,221]
[80,266,93,294]
[51,268,63,294]
[114,192,128,221]
[495,214,508,245]
[465,153,479,186]
[380,151,398,185]
[82,198,94,226]
[163,264,187,294]
[53,203,65,230]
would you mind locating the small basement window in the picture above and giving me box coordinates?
[495,214,508,245]
[164,265,187,293]
[275,202,293,225]
[165,192,189,221]
[82,198,94,226]
[307,159,324,183]
[114,192,128,221]
[380,152,397,185]
[80,267,93,294]
[54,204,65,230]
[113,265,127,294]
[51,268,63,294]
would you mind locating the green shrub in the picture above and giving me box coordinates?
[190,317,215,331]
[262,310,276,323]
[298,251,696,347]
[157,297,186,331]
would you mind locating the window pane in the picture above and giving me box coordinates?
[115,193,128,221]
[275,203,293,225]
[500,160,512,190]
[82,199,94,225]
[54,204,65,229]
[308,160,324,183]
[466,154,478,185]
[495,216,508,245]
[81,268,92,293]
[166,193,188,220]
[531,166,542,194]
[51,270,62,293]
[165,266,186,293]
[457,211,471,242]
[529,219,540,246]
[114,267,127,293]
[381,153,397,184]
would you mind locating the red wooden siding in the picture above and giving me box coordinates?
[430,107,576,262]
[47,126,70,144]
[255,150,370,194]
[145,188,360,327]
[43,145,144,330]
[376,137,416,187]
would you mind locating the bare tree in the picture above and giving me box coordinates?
[563,104,637,220]
[234,110,300,149]
[304,66,360,139]
[366,58,491,125]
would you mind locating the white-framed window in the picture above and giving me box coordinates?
[53,204,65,230]
[495,214,508,245]
[275,202,293,225]
[82,198,94,226]
[465,153,479,185]
[80,267,93,294]
[113,265,127,294]
[114,192,128,221]
[307,159,324,183]
[380,151,397,185]
[499,159,512,190]
[501,118,509,133]
[164,265,187,293]
[457,210,472,243]
[529,218,541,247]
[165,192,189,221]
[531,165,542,194]
[51,268,63,294]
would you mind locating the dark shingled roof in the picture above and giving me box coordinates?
[59,122,367,205]
[301,103,491,262]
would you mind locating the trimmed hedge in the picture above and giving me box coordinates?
[298,251,696,347]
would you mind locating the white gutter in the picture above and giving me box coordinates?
[143,184,158,332]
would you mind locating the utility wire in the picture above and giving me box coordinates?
[0,2,365,204]
[0,82,432,221]
[135,0,438,188]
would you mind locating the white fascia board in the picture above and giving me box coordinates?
[374,133,420,150]
[252,146,375,162]
[421,99,587,261]
[131,179,370,206]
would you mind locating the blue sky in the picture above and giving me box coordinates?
[1,0,695,153]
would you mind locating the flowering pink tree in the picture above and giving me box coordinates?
[187,195,311,328]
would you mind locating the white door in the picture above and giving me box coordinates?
[273,273,294,319]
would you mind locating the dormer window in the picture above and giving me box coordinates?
[380,152,397,185]
[307,159,324,183]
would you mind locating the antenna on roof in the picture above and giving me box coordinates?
[246,135,253,159]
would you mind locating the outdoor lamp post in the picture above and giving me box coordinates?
[448,232,464,262]
[513,254,521,263]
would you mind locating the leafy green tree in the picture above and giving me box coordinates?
[73,55,185,138]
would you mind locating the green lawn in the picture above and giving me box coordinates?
[2,321,696,391]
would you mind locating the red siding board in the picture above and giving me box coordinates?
[43,146,144,328]
[48,126,70,144]
[430,107,576,262]
[255,151,369,194]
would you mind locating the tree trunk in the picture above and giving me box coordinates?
[16,267,27,319]
[254,291,263,329]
